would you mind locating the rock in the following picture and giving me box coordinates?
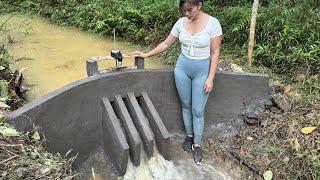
[270,107,281,113]
[241,98,272,125]
[244,118,260,125]
[246,136,254,141]
[272,85,283,94]
[262,98,274,109]
[304,111,316,121]
[245,111,259,119]
[272,94,292,112]
[260,119,268,127]
[230,63,244,72]
[271,113,283,120]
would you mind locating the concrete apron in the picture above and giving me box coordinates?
[5,69,271,178]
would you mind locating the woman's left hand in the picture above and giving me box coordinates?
[203,78,214,93]
[130,51,149,58]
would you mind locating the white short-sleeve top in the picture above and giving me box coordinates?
[170,16,222,60]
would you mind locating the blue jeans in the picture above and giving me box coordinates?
[174,53,210,145]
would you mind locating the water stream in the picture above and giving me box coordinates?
[0,14,166,100]
[83,145,236,180]
[121,148,233,180]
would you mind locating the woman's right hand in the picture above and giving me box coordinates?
[130,51,149,58]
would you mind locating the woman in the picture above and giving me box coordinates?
[131,0,222,164]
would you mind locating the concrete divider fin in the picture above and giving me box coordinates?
[114,95,141,166]
[125,93,155,159]
[139,92,170,159]
[101,97,129,176]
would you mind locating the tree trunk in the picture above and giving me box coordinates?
[247,0,259,65]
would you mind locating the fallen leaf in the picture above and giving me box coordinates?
[236,165,242,173]
[290,138,300,151]
[0,66,5,71]
[263,170,273,180]
[283,84,291,93]
[300,126,317,134]
[246,136,254,141]
[0,126,20,137]
[0,101,10,108]
[283,156,290,163]
[32,131,40,141]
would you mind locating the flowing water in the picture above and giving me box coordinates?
[121,148,233,180]
[1,14,166,100]
[83,144,236,180]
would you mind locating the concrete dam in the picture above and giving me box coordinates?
[5,57,271,179]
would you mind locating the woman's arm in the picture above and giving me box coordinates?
[131,34,177,58]
[204,35,222,93]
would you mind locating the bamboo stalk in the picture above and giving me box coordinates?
[247,0,259,64]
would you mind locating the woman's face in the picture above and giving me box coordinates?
[181,2,202,21]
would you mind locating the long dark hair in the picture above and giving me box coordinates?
[179,0,204,9]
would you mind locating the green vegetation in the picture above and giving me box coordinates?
[1,0,319,74]
[1,0,318,76]
[0,118,76,179]
[0,45,10,70]
[0,0,319,179]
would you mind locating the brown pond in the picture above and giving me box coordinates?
[1,14,167,100]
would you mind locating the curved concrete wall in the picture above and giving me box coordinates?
[5,69,270,166]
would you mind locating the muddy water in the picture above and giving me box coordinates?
[1,14,166,100]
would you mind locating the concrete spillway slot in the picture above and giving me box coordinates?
[101,97,129,175]
[5,64,271,179]
[100,92,169,175]
[113,94,142,166]
[125,92,155,159]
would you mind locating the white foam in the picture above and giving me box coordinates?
[120,148,233,180]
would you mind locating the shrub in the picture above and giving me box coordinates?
[1,0,319,75]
